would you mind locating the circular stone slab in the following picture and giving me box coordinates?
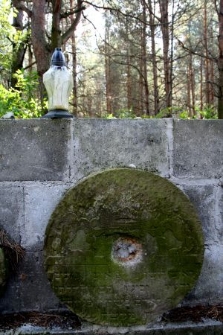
[44,168,204,326]
[0,248,7,296]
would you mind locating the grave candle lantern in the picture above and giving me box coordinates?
[43,48,74,119]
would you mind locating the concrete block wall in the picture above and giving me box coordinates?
[0,118,222,315]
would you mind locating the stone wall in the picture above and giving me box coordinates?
[0,118,222,316]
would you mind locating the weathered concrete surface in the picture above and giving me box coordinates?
[72,119,171,181]
[0,119,222,330]
[173,120,223,178]
[175,182,223,305]
[22,183,69,249]
[0,183,68,313]
[0,185,24,243]
[0,119,72,181]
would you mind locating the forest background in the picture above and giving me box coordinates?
[0,0,223,119]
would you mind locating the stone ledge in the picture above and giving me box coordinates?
[0,321,223,335]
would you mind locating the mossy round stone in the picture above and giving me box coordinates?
[0,248,7,296]
[44,168,204,326]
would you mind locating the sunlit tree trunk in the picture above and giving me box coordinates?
[125,17,132,112]
[71,33,77,116]
[200,58,204,111]
[31,0,51,77]
[70,0,77,116]
[204,1,210,105]
[104,25,112,115]
[52,0,63,48]
[187,66,191,116]
[148,0,159,115]
[31,0,51,105]
[140,0,149,116]
[158,0,171,109]
[126,45,132,112]
[209,23,215,105]
[188,52,195,117]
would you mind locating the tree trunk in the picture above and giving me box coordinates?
[71,33,77,116]
[31,0,51,77]
[52,0,62,48]
[158,0,171,109]
[149,0,159,115]
[204,1,210,105]
[124,16,132,113]
[126,45,132,112]
[104,26,112,115]
[209,22,215,105]
[200,58,203,112]
[189,53,195,116]
[187,66,191,116]
[70,0,77,116]
[31,0,52,107]
[11,8,27,88]
[141,0,149,116]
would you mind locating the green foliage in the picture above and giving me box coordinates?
[114,108,136,118]
[0,0,15,81]
[14,69,38,99]
[105,108,137,119]
[178,110,190,119]
[178,105,218,119]
[155,108,173,118]
[154,105,217,119]
[0,70,45,119]
[103,105,218,120]
[105,113,117,119]
[198,105,217,119]
[155,107,182,118]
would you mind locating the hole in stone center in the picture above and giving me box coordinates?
[111,237,143,267]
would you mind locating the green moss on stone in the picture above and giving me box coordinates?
[44,168,204,326]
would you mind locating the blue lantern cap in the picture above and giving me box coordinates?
[51,48,66,67]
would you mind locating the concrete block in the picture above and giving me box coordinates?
[72,119,171,181]
[0,276,20,313]
[219,185,223,235]
[0,251,61,313]
[22,183,69,249]
[179,183,223,304]
[181,184,218,245]
[173,120,223,178]
[0,183,69,313]
[18,251,61,311]
[0,184,24,243]
[0,119,71,181]
[0,185,24,313]
[191,244,223,304]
